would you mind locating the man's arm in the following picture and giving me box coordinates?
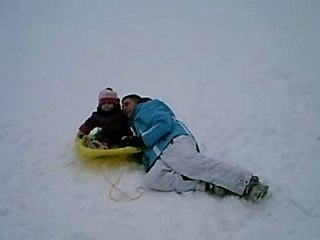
[140,108,173,147]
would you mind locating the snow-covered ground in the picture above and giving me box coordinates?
[1,1,320,239]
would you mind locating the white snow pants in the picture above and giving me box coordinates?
[144,135,253,195]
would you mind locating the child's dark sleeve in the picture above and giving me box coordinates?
[79,113,99,135]
[121,114,133,137]
[124,124,133,136]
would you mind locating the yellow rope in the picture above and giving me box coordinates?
[80,137,144,202]
[99,166,145,203]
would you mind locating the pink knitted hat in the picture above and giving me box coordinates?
[98,88,119,105]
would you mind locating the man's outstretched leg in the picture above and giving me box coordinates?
[144,158,206,193]
[158,136,269,201]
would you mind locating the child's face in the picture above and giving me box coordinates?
[100,101,115,111]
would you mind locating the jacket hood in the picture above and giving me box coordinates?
[129,97,152,119]
[138,97,152,104]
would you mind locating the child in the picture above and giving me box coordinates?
[77,88,132,149]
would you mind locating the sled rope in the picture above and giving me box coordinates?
[99,166,144,203]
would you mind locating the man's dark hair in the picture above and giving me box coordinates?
[121,94,142,103]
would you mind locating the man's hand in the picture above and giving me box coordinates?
[120,136,144,148]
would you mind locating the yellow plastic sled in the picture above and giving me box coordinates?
[75,136,141,160]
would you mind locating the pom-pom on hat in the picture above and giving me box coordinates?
[98,87,119,105]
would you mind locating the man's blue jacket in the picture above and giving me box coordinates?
[129,98,198,171]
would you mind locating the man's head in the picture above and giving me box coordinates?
[121,94,141,116]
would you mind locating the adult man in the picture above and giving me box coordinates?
[121,94,269,201]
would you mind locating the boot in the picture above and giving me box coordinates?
[243,176,269,202]
[91,140,109,149]
[83,136,108,149]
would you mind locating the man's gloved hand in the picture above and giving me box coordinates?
[77,131,86,139]
[120,136,144,148]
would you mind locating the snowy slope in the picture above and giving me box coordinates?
[1,0,320,239]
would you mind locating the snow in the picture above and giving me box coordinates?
[1,0,320,239]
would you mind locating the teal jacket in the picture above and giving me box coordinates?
[129,99,198,171]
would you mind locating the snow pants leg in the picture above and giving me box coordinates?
[144,135,253,195]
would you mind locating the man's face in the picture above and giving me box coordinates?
[122,98,138,117]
